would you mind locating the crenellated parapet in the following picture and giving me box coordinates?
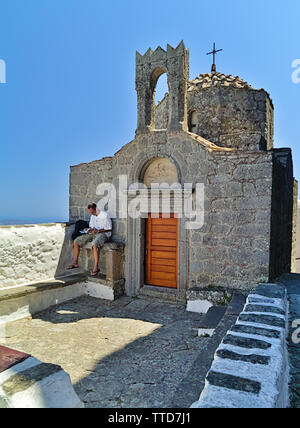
[135,41,189,134]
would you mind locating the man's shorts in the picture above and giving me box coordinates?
[74,233,109,248]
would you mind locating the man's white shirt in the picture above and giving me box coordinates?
[89,211,112,239]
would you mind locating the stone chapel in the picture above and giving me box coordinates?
[69,41,298,301]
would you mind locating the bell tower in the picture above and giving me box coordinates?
[135,41,189,134]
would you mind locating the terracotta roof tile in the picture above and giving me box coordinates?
[188,72,253,91]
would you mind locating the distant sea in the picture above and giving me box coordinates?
[0,219,67,226]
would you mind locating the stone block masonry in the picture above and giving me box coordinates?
[291,179,298,273]
[191,284,290,408]
[155,72,274,151]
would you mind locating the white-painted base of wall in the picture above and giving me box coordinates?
[198,328,215,337]
[186,299,213,314]
[86,281,114,301]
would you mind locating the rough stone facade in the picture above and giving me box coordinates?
[155,72,274,151]
[69,41,297,297]
[270,149,297,279]
[291,179,299,273]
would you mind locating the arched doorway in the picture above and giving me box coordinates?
[126,154,188,297]
[142,157,180,289]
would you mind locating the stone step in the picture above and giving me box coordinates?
[197,306,227,337]
[139,285,186,304]
[226,291,247,316]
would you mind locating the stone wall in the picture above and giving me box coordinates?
[291,180,299,273]
[0,224,77,289]
[69,156,127,243]
[296,204,300,273]
[269,149,295,280]
[70,130,275,294]
[69,157,113,222]
[155,86,274,151]
[189,148,273,291]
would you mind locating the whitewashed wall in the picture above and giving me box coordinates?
[0,224,78,289]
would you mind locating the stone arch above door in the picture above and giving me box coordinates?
[129,150,185,186]
[143,157,179,187]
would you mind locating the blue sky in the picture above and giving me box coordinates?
[0,0,299,223]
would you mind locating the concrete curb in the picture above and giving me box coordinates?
[0,355,83,408]
[191,283,290,408]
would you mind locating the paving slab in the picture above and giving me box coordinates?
[199,306,227,329]
[1,295,212,408]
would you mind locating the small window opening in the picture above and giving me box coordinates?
[188,110,197,133]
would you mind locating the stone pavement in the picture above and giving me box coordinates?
[0,295,213,408]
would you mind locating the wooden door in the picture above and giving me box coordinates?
[145,213,178,289]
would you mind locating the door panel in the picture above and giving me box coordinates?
[145,213,178,289]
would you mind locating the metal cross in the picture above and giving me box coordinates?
[206,43,223,73]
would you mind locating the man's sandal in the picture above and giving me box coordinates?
[67,264,79,270]
[90,269,100,277]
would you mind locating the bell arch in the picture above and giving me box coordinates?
[135,41,189,134]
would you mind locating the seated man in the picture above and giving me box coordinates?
[68,203,112,276]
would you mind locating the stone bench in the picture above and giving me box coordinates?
[80,240,126,301]
[0,241,126,325]
[0,345,83,408]
[0,275,88,325]
[0,271,125,325]
[82,241,125,282]
[0,226,126,326]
